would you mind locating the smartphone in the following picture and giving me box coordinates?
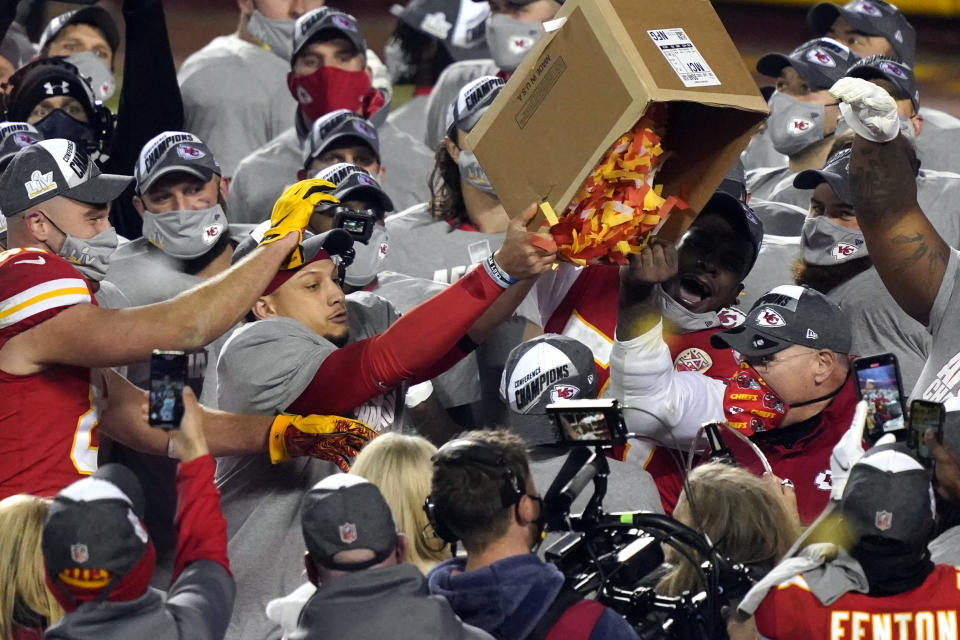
[149,350,187,429]
[546,399,628,447]
[854,353,907,444]
[909,399,945,465]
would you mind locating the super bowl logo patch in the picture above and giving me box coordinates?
[549,384,580,402]
[674,347,713,373]
[177,144,206,161]
[789,119,813,134]
[338,522,358,543]
[420,11,452,39]
[24,170,56,199]
[755,307,786,328]
[806,48,836,67]
[832,242,859,260]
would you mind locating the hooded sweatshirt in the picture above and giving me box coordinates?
[292,563,493,640]
[427,553,637,640]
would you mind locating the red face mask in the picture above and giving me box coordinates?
[287,67,383,121]
[723,361,790,436]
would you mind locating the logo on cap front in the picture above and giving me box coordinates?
[177,144,205,161]
[24,170,56,199]
[43,80,70,95]
[807,48,836,67]
[880,61,908,79]
[852,0,883,16]
[755,308,786,327]
[357,174,376,186]
[70,543,89,564]
[549,384,580,402]
[12,133,37,147]
[353,120,375,138]
[331,14,357,31]
[338,522,358,544]
[875,509,893,531]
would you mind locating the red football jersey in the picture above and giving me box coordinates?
[754,564,960,639]
[0,248,100,498]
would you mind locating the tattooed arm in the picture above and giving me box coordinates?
[850,134,949,325]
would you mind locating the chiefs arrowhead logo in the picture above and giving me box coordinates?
[832,242,858,259]
[790,119,812,134]
[674,347,714,373]
[875,510,893,531]
[718,307,746,329]
[549,384,580,402]
[880,61,908,80]
[177,144,205,160]
[806,48,836,67]
[754,307,786,328]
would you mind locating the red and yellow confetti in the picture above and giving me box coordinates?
[545,113,687,266]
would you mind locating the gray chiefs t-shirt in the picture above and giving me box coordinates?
[913,249,960,454]
[383,203,505,284]
[214,293,403,640]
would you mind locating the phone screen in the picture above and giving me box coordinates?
[910,401,944,461]
[856,359,905,440]
[149,351,187,429]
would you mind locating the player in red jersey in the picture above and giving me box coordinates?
[742,445,960,639]
[0,139,374,498]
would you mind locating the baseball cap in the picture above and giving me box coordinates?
[0,139,132,216]
[795,147,853,204]
[718,157,747,203]
[0,22,36,69]
[304,110,380,168]
[446,75,505,140]
[846,55,919,113]
[841,444,934,547]
[315,163,394,213]
[135,131,221,194]
[400,0,490,60]
[293,8,366,63]
[710,284,852,357]
[0,122,42,170]
[701,191,764,274]
[301,474,398,571]
[807,0,915,65]
[42,464,150,597]
[756,37,860,90]
[38,6,121,56]
[500,334,598,447]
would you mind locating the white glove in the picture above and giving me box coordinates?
[404,380,435,408]
[830,399,896,499]
[829,77,899,143]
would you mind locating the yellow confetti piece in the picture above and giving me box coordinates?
[616,240,631,255]
[642,213,661,225]
[643,189,665,211]
[540,201,559,226]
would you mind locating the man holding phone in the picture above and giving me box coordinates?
[0,139,374,500]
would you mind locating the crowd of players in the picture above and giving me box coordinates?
[0,0,959,638]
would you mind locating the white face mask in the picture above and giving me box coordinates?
[653,284,722,333]
[248,10,296,61]
[141,204,227,260]
[343,224,387,288]
[484,12,544,72]
[767,91,827,156]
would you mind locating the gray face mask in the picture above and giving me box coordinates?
[343,224,387,288]
[898,115,917,147]
[767,92,826,156]
[485,13,543,72]
[248,10,296,61]
[141,204,227,260]
[801,216,867,266]
[457,149,497,196]
[653,284,721,333]
[59,227,118,282]
[66,51,115,102]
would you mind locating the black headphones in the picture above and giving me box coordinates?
[423,438,526,544]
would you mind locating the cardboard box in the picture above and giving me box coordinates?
[466,0,769,240]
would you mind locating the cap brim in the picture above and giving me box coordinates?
[309,133,379,166]
[137,165,214,194]
[710,325,790,358]
[794,168,850,203]
[65,172,132,205]
[336,184,393,213]
[756,53,792,79]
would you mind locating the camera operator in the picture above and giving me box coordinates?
[425,430,639,640]
[740,444,960,638]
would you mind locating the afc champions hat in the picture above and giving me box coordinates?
[135,131,220,194]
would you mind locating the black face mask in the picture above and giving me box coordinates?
[34,109,98,154]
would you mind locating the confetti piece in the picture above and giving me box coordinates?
[539,201,559,227]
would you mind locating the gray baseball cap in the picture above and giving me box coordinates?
[711,284,852,357]
[292,8,366,63]
[757,37,860,90]
[807,0,915,65]
[0,122,42,170]
[135,131,221,194]
[500,334,598,447]
[38,6,120,56]
[795,147,853,205]
[315,163,393,213]
[446,75,505,140]
[0,138,132,216]
[399,0,490,61]
[846,55,919,113]
[301,474,398,571]
[304,110,380,168]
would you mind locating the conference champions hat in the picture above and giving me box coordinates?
[399,0,490,61]
[446,75,505,139]
[304,110,380,168]
[293,8,366,62]
[234,225,355,295]
[0,122,42,169]
[0,138,131,216]
[38,6,120,55]
[135,131,221,193]
[846,55,919,113]
[301,474,398,571]
[711,284,852,357]
[807,0,915,65]
[500,334,598,447]
[841,444,934,547]
[756,37,860,89]
[42,464,150,594]
[315,162,393,213]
